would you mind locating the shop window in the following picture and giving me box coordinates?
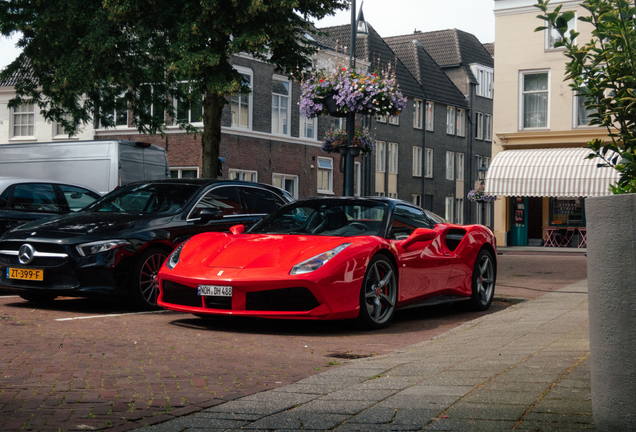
[550,197,585,227]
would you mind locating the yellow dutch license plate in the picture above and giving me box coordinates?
[6,267,44,281]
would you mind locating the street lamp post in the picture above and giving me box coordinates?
[344,0,367,197]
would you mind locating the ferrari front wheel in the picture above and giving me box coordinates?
[466,249,495,311]
[356,255,397,330]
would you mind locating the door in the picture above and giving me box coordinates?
[510,196,528,246]
[527,197,543,244]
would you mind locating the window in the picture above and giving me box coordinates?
[317,157,333,194]
[412,194,422,207]
[59,185,100,211]
[475,112,484,139]
[484,114,493,141]
[243,187,286,214]
[354,162,361,197]
[454,198,464,224]
[170,167,199,179]
[425,148,433,178]
[426,102,434,131]
[229,169,257,182]
[390,204,434,239]
[446,106,456,134]
[471,65,494,99]
[456,109,465,137]
[230,69,252,129]
[413,99,423,129]
[446,151,455,180]
[388,142,398,174]
[334,117,345,130]
[11,183,60,212]
[375,141,386,173]
[521,71,549,129]
[389,115,399,125]
[445,197,454,222]
[194,186,242,217]
[176,84,203,124]
[272,77,290,135]
[574,92,594,127]
[476,202,492,227]
[412,146,422,177]
[300,111,317,139]
[456,153,464,181]
[375,114,387,123]
[12,104,35,137]
[273,173,298,199]
[546,13,576,49]
[53,114,75,138]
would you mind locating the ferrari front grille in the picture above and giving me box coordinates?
[246,287,319,312]
[161,281,202,307]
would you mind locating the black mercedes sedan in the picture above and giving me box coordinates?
[0,179,292,309]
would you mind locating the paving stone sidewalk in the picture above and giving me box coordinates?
[135,279,593,431]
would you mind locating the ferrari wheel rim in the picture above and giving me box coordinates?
[364,260,397,325]
[476,254,494,305]
[139,253,167,306]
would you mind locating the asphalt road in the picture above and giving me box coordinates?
[0,253,587,431]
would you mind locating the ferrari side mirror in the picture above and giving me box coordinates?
[230,224,245,235]
[401,228,436,249]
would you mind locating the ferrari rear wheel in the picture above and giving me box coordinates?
[466,249,495,311]
[356,255,397,330]
[129,247,168,310]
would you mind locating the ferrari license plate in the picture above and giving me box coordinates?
[198,285,232,297]
[6,267,44,281]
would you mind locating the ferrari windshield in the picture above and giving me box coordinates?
[84,183,200,214]
[250,200,388,237]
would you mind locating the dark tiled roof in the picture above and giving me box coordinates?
[0,57,34,87]
[483,42,495,57]
[386,38,468,109]
[319,24,424,100]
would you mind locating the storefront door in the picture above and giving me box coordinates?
[510,196,528,246]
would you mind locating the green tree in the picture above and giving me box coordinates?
[535,0,636,193]
[0,0,348,178]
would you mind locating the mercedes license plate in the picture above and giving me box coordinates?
[7,267,44,281]
[198,285,232,297]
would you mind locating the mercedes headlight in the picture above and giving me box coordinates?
[165,240,189,270]
[290,243,352,275]
[76,239,131,257]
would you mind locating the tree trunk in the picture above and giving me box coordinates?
[201,90,224,179]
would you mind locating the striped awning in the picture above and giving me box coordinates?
[484,147,620,197]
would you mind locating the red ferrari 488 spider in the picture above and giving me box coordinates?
[157,197,497,329]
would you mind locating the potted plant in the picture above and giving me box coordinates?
[467,184,497,204]
[300,66,407,119]
[321,126,374,156]
[536,1,636,429]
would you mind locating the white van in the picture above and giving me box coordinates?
[0,140,170,194]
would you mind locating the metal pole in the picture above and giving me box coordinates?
[345,0,357,197]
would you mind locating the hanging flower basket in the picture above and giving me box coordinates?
[300,66,407,119]
[467,184,497,203]
[321,126,374,156]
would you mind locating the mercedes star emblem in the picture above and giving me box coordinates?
[18,244,35,265]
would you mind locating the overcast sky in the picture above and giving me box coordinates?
[0,0,495,71]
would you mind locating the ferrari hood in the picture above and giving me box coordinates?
[182,233,357,270]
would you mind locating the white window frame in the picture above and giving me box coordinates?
[389,115,399,125]
[174,84,203,126]
[545,12,576,50]
[375,114,388,123]
[454,198,464,224]
[334,117,345,130]
[475,112,484,139]
[484,114,493,141]
[425,148,433,178]
[446,151,455,181]
[445,197,454,222]
[375,141,386,173]
[273,173,299,199]
[230,66,253,130]
[520,70,550,130]
[456,153,465,181]
[456,109,466,137]
[53,114,77,139]
[412,146,422,177]
[229,169,258,182]
[412,194,422,208]
[170,167,200,179]
[471,64,494,99]
[426,102,434,131]
[354,161,361,197]
[573,91,594,128]
[388,142,398,174]
[10,104,35,139]
[413,99,423,129]
[272,75,291,136]
[317,157,334,194]
[299,111,318,140]
[446,106,456,135]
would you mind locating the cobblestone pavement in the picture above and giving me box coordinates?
[0,254,587,431]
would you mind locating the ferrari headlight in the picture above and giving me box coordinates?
[76,239,131,257]
[165,240,189,270]
[290,243,352,275]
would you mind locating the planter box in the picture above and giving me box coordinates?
[586,194,636,431]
